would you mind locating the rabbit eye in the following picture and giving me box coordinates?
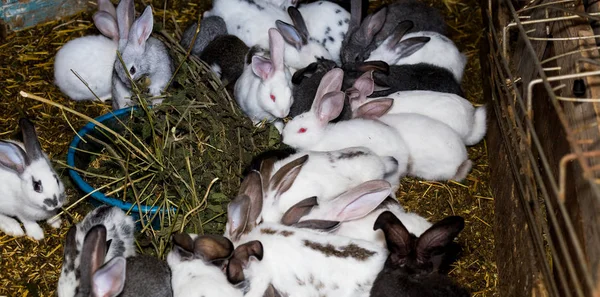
[129,66,136,75]
[32,178,43,193]
[298,128,307,133]
[270,94,276,102]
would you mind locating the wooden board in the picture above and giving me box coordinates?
[0,0,91,31]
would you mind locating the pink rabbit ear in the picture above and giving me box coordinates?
[353,70,375,98]
[93,11,118,40]
[312,68,344,112]
[352,98,394,120]
[268,28,286,71]
[322,180,391,222]
[315,91,346,124]
[251,55,274,80]
[97,0,117,19]
[129,6,154,47]
[116,0,135,42]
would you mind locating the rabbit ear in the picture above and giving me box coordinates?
[287,7,309,41]
[386,20,414,49]
[269,154,309,199]
[268,28,286,71]
[193,235,234,263]
[315,91,345,124]
[97,0,117,19]
[0,141,29,174]
[239,171,263,226]
[227,241,264,284]
[348,0,363,33]
[321,180,391,222]
[116,0,135,42]
[416,216,464,267]
[356,8,387,45]
[129,6,154,48]
[373,211,413,259]
[92,257,126,297]
[227,195,251,241]
[356,61,390,74]
[281,196,318,226]
[394,36,430,60]
[19,118,44,161]
[353,70,375,97]
[171,233,195,260]
[312,68,344,112]
[259,157,276,192]
[276,20,305,50]
[80,225,109,293]
[353,98,394,120]
[251,55,274,80]
[93,11,119,40]
[264,284,284,297]
[293,220,340,231]
[62,226,78,273]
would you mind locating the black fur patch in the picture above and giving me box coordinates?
[43,195,58,208]
[328,36,335,42]
[338,20,343,26]
[335,9,341,13]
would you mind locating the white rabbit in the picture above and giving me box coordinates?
[281,68,410,186]
[54,0,119,101]
[112,5,173,110]
[58,206,136,297]
[352,100,473,181]
[224,171,388,297]
[167,233,243,297]
[234,147,399,230]
[348,71,487,146]
[234,28,293,131]
[291,180,432,248]
[0,119,65,240]
[204,0,331,71]
[366,21,467,82]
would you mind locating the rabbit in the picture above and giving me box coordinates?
[0,118,65,240]
[240,147,400,230]
[57,206,137,297]
[58,224,173,297]
[54,0,119,101]
[348,71,487,145]
[288,180,432,248]
[281,68,410,186]
[300,0,369,19]
[370,211,470,297]
[366,20,467,82]
[340,0,447,66]
[200,34,250,91]
[292,2,350,64]
[203,0,331,71]
[234,28,293,132]
[180,16,228,56]
[224,171,388,297]
[112,5,174,110]
[167,233,244,297]
[352,99,472,181]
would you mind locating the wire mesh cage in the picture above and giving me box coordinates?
[481,0,600,296]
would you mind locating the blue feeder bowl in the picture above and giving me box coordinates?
[66,107,174,230]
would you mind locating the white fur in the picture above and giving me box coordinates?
[167,234,243,297]
[368,31,467,82]
[235,222,387,297]
[298,1,349,65]
[260,148,399,224]
[359,91,487,145]
[377,113,472,181]
[282,115,410,188]
[204,0,331,70]
[0,141,65,240]
[54,35,117,101]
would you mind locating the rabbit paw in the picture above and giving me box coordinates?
[149,85,163,97]
[0,215,25,237]
[47,216,62,229]
[23,221,45,241]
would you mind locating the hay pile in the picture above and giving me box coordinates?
[0,0,497,296]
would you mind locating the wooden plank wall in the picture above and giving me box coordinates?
[0,0,91,31]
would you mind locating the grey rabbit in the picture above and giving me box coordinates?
[340,0,447,65]
[368,63,464,97]
[370,211,470,297]
[180,16,228,56]
[61,224,172,297]
[200,34,250,91]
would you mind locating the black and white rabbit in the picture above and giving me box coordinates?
[200,34,250,91]
[180,16,228,56]
[370,211,470,297]
[58,224,172,297]
[0,118,66,240]
[112,5,174,109]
